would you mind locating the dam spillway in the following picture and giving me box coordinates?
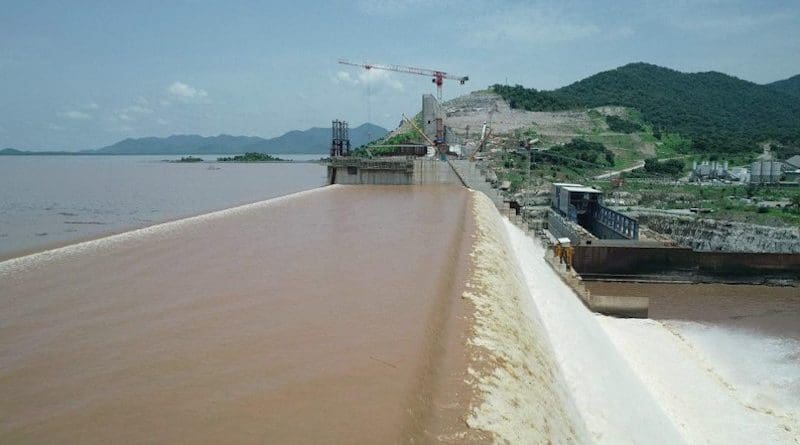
[1,164,798,443]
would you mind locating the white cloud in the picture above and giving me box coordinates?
[59,110,92,120]
[334,68,404,91]
[86,101,99,110]
[110,103,155,124]
[362,69,404,91]
[156,117,168,125]
[167,81,209,102]
[336,71,354,83]
[48,123,66,131]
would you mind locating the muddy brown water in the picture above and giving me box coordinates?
[0,185,481,444]
[585,282,800,340]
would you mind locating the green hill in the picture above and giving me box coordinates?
[492,63,800,153]
[767,74,800,99]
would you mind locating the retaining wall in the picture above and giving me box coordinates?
[327,158,461,186]
[573,245,800,283]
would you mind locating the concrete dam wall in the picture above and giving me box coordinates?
[327,158,461,186]
[572,245,800,283]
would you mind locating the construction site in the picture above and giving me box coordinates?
[4,60,798,445]
[328,59,799,317]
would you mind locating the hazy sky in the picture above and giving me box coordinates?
[1,0,799,150]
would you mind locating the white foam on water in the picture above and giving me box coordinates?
[502,217,800,444]
[0,186,331,278]
[599,317,800,444]
[668,320,800,423]
[464,192,589,444]
[502,218,685,444]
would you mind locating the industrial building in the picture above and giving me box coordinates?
[691,160,729,180]
[785,155,800,170]
[750,160,783,184]
[548,183,639,243]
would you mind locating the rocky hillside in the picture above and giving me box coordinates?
[441,91,656,169]
[493,63,800,154]
[635,213,800,253]
[444,91,595,143]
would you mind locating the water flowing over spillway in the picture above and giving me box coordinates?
[502,218,800,444]
[463,192,589,443]
[599,317,800,444]
[501,218,684,444]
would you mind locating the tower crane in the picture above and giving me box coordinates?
[338,59,468,100]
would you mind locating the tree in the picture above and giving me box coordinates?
[791,194,800,213]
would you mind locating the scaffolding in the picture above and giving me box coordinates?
[330,120,351,157]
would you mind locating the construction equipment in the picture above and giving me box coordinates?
[402,113,451,159]
[468,103,496,161]
[468,126,492,161]
[401,114,435,146]
[338,59,468,100]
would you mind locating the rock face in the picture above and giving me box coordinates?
[637,213,800,253]
[443,91,595,142]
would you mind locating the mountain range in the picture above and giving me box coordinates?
[492,63,800,153]
[1,123,388,155]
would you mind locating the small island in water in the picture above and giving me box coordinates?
[217,152,285,162]
[172,156,204,163]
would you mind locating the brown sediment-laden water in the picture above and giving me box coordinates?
[0,185,498,444]
[585,281,800,341]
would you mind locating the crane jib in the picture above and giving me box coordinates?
[338,58,468,100]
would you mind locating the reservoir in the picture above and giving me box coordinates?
[0,155,327,260]
[0,185,479,444]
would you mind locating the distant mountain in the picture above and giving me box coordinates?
[89,135,262,155]
[90,123,388,155]
[0,147,80,155]
[767,74,800,98]
[492,63,800,152]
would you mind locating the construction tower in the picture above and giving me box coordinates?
[330,120,351,157]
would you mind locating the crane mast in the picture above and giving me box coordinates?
[338,59,468,100]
